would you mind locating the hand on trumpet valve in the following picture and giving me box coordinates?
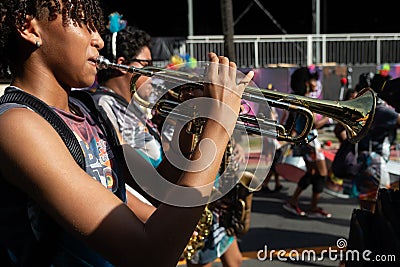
[204,53,254,120]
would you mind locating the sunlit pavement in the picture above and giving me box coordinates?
[238,178,358,267]
[178,176,360,267]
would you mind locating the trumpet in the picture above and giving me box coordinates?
[96,56,376,144]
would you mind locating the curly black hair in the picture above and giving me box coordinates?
[97,25,152,83]
[0,0,105,80]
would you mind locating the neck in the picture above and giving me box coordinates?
[11,77,71,112]
[10,55,71,111]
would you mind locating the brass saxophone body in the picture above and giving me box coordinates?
[210,141,260,237]
[181,205,213,261]
[181,137,261,260]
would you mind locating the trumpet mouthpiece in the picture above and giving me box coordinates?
[96,56,110,70]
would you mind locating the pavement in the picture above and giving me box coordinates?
[178,178,359,267]
[178,126,400,267]
[237,180,358,267]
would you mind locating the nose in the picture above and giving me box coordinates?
[91,31,104,50]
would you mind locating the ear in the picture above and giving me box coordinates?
[116,57,127,65]
[16,16,41,47]
[116,57,130,74]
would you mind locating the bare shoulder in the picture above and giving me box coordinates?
[0,107,77,186]
[0,106,55,135]
[0,107,69,152]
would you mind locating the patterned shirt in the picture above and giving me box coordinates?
[92,87,162,167]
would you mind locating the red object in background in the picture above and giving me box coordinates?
[325,140,332,147]
[380,70,390,77]
[340,77,348,86]
[323,149,335,162]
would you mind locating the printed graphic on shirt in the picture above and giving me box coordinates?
[53,104,119,193]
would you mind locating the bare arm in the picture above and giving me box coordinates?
[313,114,331,129]
[125,189,155,223]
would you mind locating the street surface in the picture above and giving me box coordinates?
[178,127,400,267]
[178,178,359,267]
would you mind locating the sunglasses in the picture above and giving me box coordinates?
[131,59,153,67]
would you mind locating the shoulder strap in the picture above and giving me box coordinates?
[0,87,85,169]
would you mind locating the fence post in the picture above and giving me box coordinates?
[322,35,327,64]
[254,39,259,68]
[307,35,313,66]
[377,39,381,66]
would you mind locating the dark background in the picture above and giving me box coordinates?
[101,0,399,37]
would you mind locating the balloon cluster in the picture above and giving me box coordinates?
[166,54,197,70]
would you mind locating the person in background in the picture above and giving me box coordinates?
[283,67,332,218]
[94,19,245,266]
[0,1,254,266]
[334,88,358,143]
[370,67,398,149]
[353,76,400,206]
[93,14,162,168]
[330,74,400,208]
[87,14,163,207]
[371,63,392,88]
[326,88,358,197]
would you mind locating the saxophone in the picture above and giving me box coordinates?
[180,119,214,261]
[180,143,234,261]
[210,141,261,237]
[222,170,260,236]
[181,205,213,261]
[181,127,260,260]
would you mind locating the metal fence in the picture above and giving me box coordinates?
[178,33,400,68]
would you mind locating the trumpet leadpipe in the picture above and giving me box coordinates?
[96,56,156,77]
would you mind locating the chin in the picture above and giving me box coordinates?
[76,79,97,89]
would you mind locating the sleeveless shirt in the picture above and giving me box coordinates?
[0,95,125,266]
